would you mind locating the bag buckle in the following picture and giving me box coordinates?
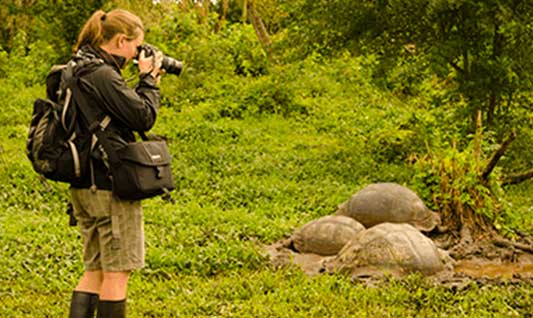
[162,188,175,204]
[155,166,163,179]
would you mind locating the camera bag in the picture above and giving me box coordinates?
[105,135,174,200]
[70,75,175,201]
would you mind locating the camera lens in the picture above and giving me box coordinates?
[162,57,182,76]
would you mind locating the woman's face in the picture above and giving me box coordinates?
[102,31,144,63]
[118,32,144,62]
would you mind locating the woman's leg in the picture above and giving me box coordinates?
[99,271,130,300]
[76,270,104,293]
[96,271,130,318]
[69,270,102,318]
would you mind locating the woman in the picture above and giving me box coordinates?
[67,9,162,318]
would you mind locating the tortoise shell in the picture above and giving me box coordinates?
[326,223,445,277]
[291,215,365,256]
[336,183,440,231]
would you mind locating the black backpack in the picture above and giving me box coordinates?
[26,61,95,183]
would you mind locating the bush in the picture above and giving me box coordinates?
[0,32,58,86]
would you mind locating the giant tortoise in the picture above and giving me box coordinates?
[291,215,365,256]
[325,223,445,277]
[336,182,440,231]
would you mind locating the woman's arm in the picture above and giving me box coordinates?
[87,65,160,132]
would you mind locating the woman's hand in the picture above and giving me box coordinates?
[138,49,163,80]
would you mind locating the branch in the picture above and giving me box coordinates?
[493,237,533,253]
[448,59,464,74]
[502,169,533,186]
[480,130,517,181]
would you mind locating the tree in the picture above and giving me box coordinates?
[289,0,533,130]
[0,0,107,61]
[212,0,277,58]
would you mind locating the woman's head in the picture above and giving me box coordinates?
[74,9,144,59]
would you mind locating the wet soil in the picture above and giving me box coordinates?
[455,260,533,279]
[265,239,328,276]
[265,234,533,285]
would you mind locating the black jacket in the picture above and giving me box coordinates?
[67,45,160,190]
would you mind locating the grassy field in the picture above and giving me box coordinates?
[1,55,532,317]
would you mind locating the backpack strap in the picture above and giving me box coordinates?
[62,60,119,192]
[68,78,118,161]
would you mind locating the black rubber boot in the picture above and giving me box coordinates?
[69,291,99,318]
[97,299,126,318]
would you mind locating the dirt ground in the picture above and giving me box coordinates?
[265,232,533,287]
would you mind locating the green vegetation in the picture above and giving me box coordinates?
[1,1,532,317]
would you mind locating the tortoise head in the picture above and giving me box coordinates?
[335,200,349,216]
[412,209,441,232]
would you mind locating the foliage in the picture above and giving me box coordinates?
[0,32,58,86]
[411,137,504,233]
[286,0,533,132]
[1,0,107,62]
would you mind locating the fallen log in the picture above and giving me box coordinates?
[502,169,533,186]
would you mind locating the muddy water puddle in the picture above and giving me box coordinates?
[455,260,533,278]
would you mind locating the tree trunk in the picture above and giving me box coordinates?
[487,23,502,128]
[198,0,211,25]
[487,94,496,127]
[246,0,272,59]
[216,0,229,32]
[179,0,191,11]
[241,0,248,22]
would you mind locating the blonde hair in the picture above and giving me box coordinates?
[74,9,144,52]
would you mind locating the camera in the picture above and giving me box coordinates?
[136,44,182,76]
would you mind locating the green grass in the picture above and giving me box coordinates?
[1,55,532,317]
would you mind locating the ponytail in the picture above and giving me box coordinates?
[74,9,144,52]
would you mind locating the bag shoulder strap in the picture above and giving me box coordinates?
[67,75,120,166]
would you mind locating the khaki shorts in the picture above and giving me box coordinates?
[70,189,144,272]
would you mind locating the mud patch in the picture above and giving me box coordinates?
[265,234,533,285]
[265,239,329,276]
[455,259,533,279]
